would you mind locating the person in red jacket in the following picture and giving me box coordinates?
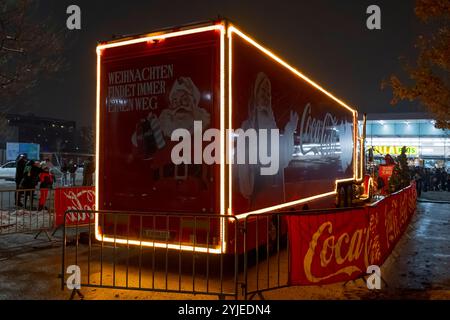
[38,162,54,211]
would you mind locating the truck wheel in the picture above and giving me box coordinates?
[337,185,346,208]
[346,184,353,206]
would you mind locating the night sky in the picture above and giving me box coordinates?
[21,0,423,127]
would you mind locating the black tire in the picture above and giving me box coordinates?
[337,185,346,208]
[346,184,353,206]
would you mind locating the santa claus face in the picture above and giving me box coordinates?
[255,79,272,116]
[171,89,195,113]
[254,79,276,129]
[158,77,210,138]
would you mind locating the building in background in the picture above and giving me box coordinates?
[5,113,76,154]
[362,113,450,169]
[0,113,94,164]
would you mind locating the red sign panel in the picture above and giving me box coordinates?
[287,184,416,285]
[379,165,394,178]
[378,164,394,194]
[54,187,95,226]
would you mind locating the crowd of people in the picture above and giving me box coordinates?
[14,154,54,210]
[14,154,95,210]
[412,167,450,197]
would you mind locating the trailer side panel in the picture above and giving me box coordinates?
[230,31,355,214]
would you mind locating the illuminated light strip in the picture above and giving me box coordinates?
[97,25,223,50]
[95,233,223,254]
[95,52,101,212]
[360,135,364,180]
[235,191,336,220]
[359,177,373,200]
[228,26,357,115]
[219,24,226,253]
[95,24,227,254]
[335,178,355,192]
[228,28,233,216]
[353,112,358,181]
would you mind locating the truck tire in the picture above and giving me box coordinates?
[337,185,346,208]
[346,184,353,207]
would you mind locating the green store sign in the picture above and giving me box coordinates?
[372,146,418,155]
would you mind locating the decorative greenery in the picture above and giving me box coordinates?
[388,146,411,193]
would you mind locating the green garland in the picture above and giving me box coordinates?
[388,146,411,193]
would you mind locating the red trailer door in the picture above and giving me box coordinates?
[96,25,224,252]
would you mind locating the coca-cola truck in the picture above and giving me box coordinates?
[95,20,370,254]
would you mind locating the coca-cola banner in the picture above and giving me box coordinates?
[287,184,416,285]
[54,186,95,227]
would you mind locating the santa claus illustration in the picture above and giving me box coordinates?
[131,77,212,200]
[237,72,299,207]
[131,77,211,159]
[159,77,210,137]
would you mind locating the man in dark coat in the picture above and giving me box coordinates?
[68,159,77,186]
[19,160,42,210]
[15,154,28,207]
[82,158,95,186]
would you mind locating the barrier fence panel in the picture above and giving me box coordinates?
[243,213,290,300]
[61,210,240,300]
[0,188,54,236]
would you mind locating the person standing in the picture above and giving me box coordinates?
[61,160,68,186]
[414,169,422,198]
[15,154,28,207]
[38,162,53,211]
[19,160,42,210]
[68,159,77,186]
[446,171,450,192]
[82,158,95,186]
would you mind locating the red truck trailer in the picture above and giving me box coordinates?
[95,20,370,254]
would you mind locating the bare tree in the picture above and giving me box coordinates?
[0,0,66,111]
[383,0,450,129]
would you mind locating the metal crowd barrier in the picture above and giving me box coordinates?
[61,198,415,300]
[0,188,55,238]
[243,212,290,300]
[61,210,240,300]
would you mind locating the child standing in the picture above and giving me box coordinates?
[39,162,54,211]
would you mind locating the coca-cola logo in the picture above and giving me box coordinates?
[298,103,339,156]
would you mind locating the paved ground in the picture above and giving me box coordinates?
[418,190,450,202]
[0,200,449,300]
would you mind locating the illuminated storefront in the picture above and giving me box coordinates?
[362,113,450,168]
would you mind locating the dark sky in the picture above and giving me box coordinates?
[20,0,423,127]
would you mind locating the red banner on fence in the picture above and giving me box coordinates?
[54,186,95,227]
[287,184,417,286]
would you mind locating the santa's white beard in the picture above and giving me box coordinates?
[255,108,277,131]
[159,107,211,137]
